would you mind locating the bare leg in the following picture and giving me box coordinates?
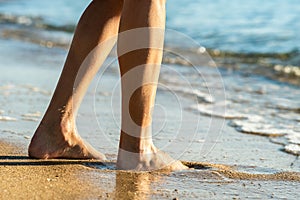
[28,0,123,159]
[116,0,188,170]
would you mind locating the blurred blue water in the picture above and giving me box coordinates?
[0,0,87,25]
[167,0,300,53]
[0,0,300,53]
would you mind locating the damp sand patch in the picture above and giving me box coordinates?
[0,141,105,199]
[1,141,300,199]
[182,161,300,182]
[82,160,300,182]
[80,161,300,199]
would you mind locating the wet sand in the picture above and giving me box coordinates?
[1,140,300,199]
[0,141,106,199]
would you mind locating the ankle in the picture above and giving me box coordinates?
[119,132,156,153]
[35,112,76,143]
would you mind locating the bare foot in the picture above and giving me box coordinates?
[116,146,188,171]
[28,121,106,160]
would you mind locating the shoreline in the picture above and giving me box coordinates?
[1,140,300,199]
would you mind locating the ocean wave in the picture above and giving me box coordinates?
[163,46,300,86]
[0,13,75,33]
[0,116,17,122]
[268,99,300,113]
[1,12,300,86]
[190,104,247,120]
[0,28,70,48]
[284,144,300,156]
[229,119,292,137]
[229,115,300,156]
[159,85,215,104]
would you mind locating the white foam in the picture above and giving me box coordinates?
[271,98,300,111]
[276,112,300,122]
[21,111,41,122]
[161,85,214,103]
[286,132,300,145]
[21,111,41,118]
[237,126,288,136]
[192,89,215,103]
[191,104,247,119]
[229,116,295,136]
[284,144,300,155]
[21,117,39,122]
[0,116,17,121]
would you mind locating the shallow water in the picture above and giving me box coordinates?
[81,161,300,199]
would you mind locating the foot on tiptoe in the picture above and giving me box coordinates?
[28,121,106,160]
